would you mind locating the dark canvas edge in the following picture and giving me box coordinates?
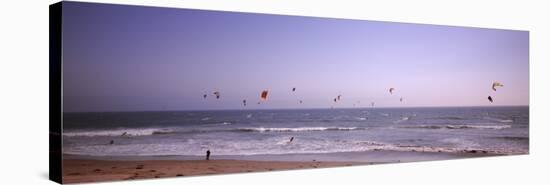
[49,2,63,184]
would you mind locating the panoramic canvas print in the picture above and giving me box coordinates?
[51,1,529,184]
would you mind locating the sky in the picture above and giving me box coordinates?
[61,2,529,112]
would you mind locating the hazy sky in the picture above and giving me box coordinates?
[62,2,529,112]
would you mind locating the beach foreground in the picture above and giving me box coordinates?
[62,150,504,184]
[62,159,365,183]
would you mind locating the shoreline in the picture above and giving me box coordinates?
[64,150,504,162]
[62,151,508,183]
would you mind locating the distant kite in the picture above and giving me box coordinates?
[333,98,337,102]
[203,94,207,99]
[213,91,221,99]
[488,96,493,103]
[243,99,247,106]
[337,95,342,101]
[400,97,403,102]
[299,100,303,104]
[292,87,296,92]
[492,82,504,91]
[389,88,395,94]
[371,102,375,107]
[260,90,269,101]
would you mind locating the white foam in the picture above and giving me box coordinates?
[63,128,175,137]
[63,137,526,157]
[393,116,410,123]
[238,127,363,132]
[483,116,514,123]
[459,125,512,129]
[404,124,512,130]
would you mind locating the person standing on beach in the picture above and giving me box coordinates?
[206,150,211,160]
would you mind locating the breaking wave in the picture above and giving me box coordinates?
[237,127,365,132]
[483,117,514,123]
[402,124,511,130]
[63,128,176,137]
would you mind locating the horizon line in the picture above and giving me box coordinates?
[63,105,529,113]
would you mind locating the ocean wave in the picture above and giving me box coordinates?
[63,138,525,157]
[432,116,466,120]
[393,116,410,123]
[483,117,514,123]
[63,128,176,137]
[402,124,511,130]
[237,127,365,132]
[492,136,529,141]
[351,140,516,154]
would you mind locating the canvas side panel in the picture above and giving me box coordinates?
[49,2,63,184]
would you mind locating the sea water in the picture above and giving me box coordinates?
[62,106,528,157]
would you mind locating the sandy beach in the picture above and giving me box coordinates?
[62,159,365,183]
[61,150,503,184]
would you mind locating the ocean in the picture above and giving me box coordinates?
[62,106,528,158]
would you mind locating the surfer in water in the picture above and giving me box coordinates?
[289,137,294,143]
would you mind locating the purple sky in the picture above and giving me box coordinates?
[61,2,529,112]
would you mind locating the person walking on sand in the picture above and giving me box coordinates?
[206,150,211,160]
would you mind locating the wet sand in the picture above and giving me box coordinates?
[62,159,366,183]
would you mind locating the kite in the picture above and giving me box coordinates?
[292,87,296,92]
[389,88,395,94]
[243,99,247,106]
[492,82,504,91]
[337,95,342,101]
[213,91,220,99]
[260,90,269,101]
[488,96,493,103]
[203,94,207,99]
[400,97,403,102]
